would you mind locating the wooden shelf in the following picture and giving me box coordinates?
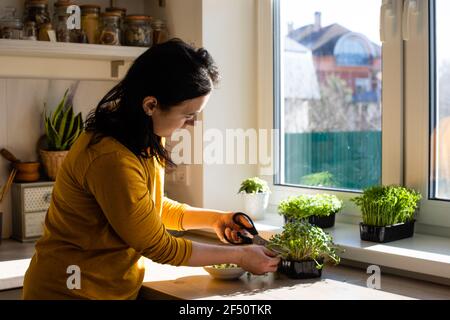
[0,39,147,61]
[0,39,148,80]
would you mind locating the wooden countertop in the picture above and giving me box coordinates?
[139,233,450,300]
[1,235,450,299]
[139,260,417,300]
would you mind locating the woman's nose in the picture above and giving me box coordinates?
[185,115,197,127]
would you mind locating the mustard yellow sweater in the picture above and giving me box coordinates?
[23,132,192,300]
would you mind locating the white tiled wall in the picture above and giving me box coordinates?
[0,79,116,239]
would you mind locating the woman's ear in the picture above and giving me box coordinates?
[142,96,158,116]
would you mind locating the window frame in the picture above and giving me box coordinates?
[263,0,450,235]
[403,0,450,232]
[270,0,403,218]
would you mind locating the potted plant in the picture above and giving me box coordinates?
[39,89,84,181]
[278,194,343,228]
[238,177,270,220]
[351,185,422,243]
[267,221,341,279]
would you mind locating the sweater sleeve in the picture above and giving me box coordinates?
[84,151,192,266]
[161,197,189,231]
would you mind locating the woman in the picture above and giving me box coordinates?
[23,39,280,300]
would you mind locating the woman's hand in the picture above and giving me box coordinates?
[187,242,280,275]
[237,245,281,275]
[212,212,253,244]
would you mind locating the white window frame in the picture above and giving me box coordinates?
[258,0,450,236]
[404,0,450,232]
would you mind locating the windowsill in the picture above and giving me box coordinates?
[189,212,450,284]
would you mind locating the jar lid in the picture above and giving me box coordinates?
[101,12,122,17]
[151,19,166,28]
[125,15,152,21]
[80,4,101,10]
[54,0,75,8]
[26,0,49,7]
[106,7,127,14]
[101,12,122,21]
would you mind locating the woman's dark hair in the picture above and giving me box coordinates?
[85,38,219,167]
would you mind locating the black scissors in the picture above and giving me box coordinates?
[223,212,287,255]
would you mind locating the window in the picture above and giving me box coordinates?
[431,0,450,200]
[272,0,450,231]
[275,0,382,192]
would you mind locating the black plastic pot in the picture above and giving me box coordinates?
[359,220,415,243]
[277,258,324,279]
[284,212,336,229]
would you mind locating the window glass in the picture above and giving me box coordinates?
[279,0,382,190]
[431,0,450,200]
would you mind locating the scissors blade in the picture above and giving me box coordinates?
[252,235,288,256]
[252,235,269,246]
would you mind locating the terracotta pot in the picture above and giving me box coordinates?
[13,162,40,182]
[40,150,69,181]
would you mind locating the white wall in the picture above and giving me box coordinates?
[147,0,205,208]
[201,0,258,212]
[162,0,260,212]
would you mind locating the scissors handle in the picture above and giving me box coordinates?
[232,212,258,235]
[223,212,258,245]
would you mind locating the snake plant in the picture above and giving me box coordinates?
[43,89,84,151]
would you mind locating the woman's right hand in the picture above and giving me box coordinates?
[237,245,281,275]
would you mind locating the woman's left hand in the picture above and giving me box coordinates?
[212,212,252,244]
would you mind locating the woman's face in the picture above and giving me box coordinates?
[144,94,210,138]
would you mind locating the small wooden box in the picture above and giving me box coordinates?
[11,181,54,242]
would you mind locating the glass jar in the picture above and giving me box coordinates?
[151,19,168,45]
[124,15,152,47]
[22,21,37,40]
[99,12,121,46]
[105,7,126,41]
[80,4,100,44]
[0,7,23,39]
[38,22,53,41]
[24,0,51,28]
[53,1,76,42]
[105,7,126,21]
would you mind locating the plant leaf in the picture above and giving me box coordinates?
[51,89,69,126]
[61,105,74,143]
[46,116,60,150]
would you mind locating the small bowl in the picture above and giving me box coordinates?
[203,265,246,280]
[13,162,40,182]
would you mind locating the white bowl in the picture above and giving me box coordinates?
[203,265,246,280]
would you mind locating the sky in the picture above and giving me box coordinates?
[436,0,450,68]
[282,0,450,66]
[282,0,382,44]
